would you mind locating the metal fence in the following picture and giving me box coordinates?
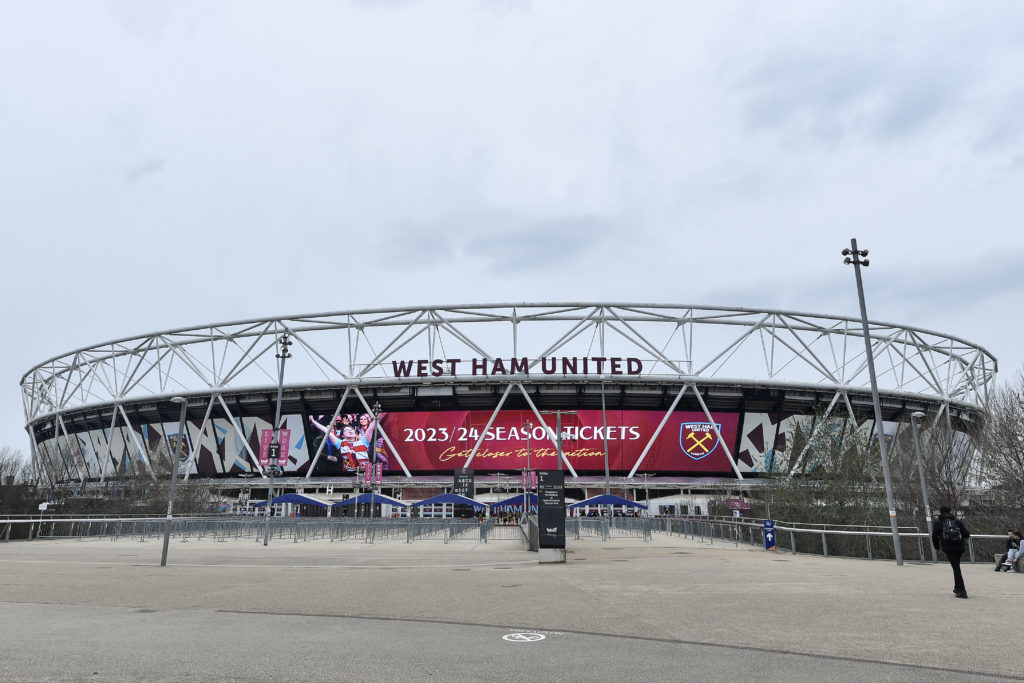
[0,516,529,545]
[664,516,1011,564]
[568,517,654,541]
[2,514,1011,565]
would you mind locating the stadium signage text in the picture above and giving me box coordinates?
[390,356,643,378]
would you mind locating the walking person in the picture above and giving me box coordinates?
[932,505,971,599]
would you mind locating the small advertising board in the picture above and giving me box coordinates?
[763,519,776,550]
[453,468,474,497]
[537,470,565,549]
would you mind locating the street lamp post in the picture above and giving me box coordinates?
[910,411,937,563]
[161,396,188,567]
[263,333,292,547]
[843,239,903,565]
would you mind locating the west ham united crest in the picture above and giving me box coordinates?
[679,422,721,460]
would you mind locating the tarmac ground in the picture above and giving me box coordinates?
[1,531,1022,682]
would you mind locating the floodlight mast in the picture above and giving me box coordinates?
[843,239,903,566]
[263,333,291,547]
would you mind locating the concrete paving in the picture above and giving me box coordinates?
[0,532,1021,682]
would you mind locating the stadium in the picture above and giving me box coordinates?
[20,303,997,514]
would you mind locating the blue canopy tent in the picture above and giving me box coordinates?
[489,493,539,510]
[568,494,647,510]
[411,493,487,509]
[331,492,408,508]
[252,493,330,507]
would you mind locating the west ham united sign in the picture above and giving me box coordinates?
[679,422,721,461]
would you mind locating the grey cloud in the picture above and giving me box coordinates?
[383,212,613,273]
[123,158,166,183]
[734,50,959,145]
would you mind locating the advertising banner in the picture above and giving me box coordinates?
[371,409,738,474]
[259,429,291,467]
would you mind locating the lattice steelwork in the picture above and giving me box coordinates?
[21,303,996,485]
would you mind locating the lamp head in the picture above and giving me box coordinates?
[170,397,186,405]
[911,411,926,419]
[842,248,851,256]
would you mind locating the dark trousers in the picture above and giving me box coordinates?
[946,551,966,594]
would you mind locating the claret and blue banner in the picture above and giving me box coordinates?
[52,406,823,478]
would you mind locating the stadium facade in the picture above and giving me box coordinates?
[20,304,996,507]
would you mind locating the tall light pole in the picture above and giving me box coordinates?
[161,396,188,567]
[843,239,903,565]
[541,410,576,472]
[522,419,531,522]
[369,401,381,519]
[263,333,292,547]
[910,411,937,563]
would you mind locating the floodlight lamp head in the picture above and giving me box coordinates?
[860,249,869,257]
[912,411,926,419]
[843,257,852,265]
[861,259,870,267]
[170,396,186,404]
[842,248,852,256]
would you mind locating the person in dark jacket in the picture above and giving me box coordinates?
[932,505,971,599]
[994,530,1020,572]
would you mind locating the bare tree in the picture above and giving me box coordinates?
[750,410,887,528]
[977,369,1024,496]
[888,416,979,520]
[0,446,31,485]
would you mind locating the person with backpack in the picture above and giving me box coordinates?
[932,505,972,599]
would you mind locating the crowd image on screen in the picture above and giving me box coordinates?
[307,412,390,475]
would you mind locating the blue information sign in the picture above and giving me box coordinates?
[763,519,776,550]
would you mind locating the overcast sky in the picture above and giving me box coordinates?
[2,1,1023,454]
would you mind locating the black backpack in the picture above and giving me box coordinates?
[942,518,962,542]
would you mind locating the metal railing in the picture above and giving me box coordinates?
[0,516,529,546]
[663,516,1012,564]
[3,514,1011,566]
[568,517,654,541]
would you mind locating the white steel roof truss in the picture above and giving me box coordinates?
[462,383,514,470]
[182,395,216,482]
[777,316,840,384]
[512,382,579,478]
[626,385,689,478]
[288,329,349,382]
[606,309,686,375]
[217,332,280,387]
[356,313,430,378]
[351,387,412,478]
[691,383,744,480]
[117,404,155,480]
[695,312,772,376]
[303,387,352,479]
[216,394,266,478]
[56,416,86,485]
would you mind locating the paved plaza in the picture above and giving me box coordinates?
[1,532,1021,681]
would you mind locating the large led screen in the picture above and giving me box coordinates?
[357,409,740,474]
